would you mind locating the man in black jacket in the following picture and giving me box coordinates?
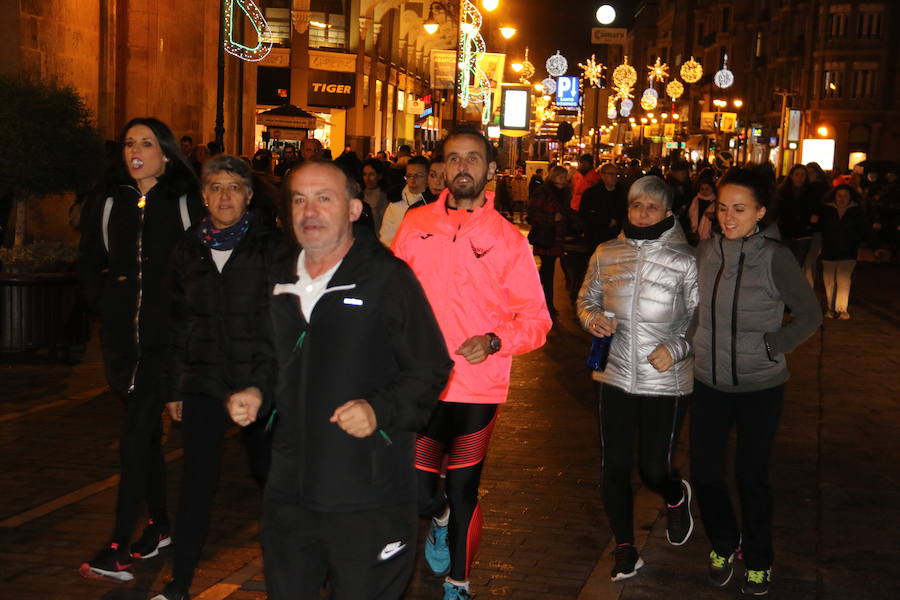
[580,162,628,253]
[227,161,452,600]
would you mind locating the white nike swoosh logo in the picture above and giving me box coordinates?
[378,541,407,561]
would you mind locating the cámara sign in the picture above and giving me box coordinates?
[308,70,356,108]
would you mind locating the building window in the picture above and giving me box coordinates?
[827,11,848,39]
[697,22,704,46]
[309,0,347,50]
[852,69,877,99]
[857,10,883,39]
[755,31,763,57]
[823,69,843,98]
[722,7,731,33]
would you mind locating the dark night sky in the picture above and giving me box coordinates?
[486,0,637,81]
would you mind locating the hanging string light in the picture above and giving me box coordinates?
[546,51,569,77]
[519,47,535,83]
[640,91,658,111]
[223,0,273,62]
[612,56,638,89]
[456,0,492,124]
[647,57,669,84]
[680,56,703,83]
[666,79,684,100]
[714,53,734,89]
[542,77,557,95]
[579,54,605,88]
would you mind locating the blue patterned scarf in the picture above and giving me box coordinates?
[197,212,253,250]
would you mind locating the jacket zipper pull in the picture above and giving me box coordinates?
[378,429,393,445]
[265,409,278,432]
[293,330,307,352]
[137,195,146,209]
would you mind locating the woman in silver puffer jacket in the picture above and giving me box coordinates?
[577,175,698,582]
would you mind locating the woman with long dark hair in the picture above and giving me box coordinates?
[691,168,821,596]
[775,164,818,267]
[78,117,205,582]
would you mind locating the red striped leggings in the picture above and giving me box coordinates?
[415,402,498,581]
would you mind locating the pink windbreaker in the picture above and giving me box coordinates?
[392,189,552,404]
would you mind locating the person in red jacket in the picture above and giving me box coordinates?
[392,127,552,600]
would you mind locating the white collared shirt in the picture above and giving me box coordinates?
[295,250,343,322]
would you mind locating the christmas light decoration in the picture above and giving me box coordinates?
[546,51,568,77]
[519,47,535,83]
[647,57,669,84]
[714,53,734,89]
[579,54,604,88]
[457,0,491,123]
[607,102,618,120]
[223,0,273,62]
[615,85,634,101]
[620,98,634,112]
[640,90,658,111]
[642,87,659,100]
[666,80,684,100]
[542,77,557,95]
[613,56,638,90]
[620,105,631,118]
[680,56,702,83]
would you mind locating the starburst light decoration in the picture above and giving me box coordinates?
[519,47,535,83]
[224,0,273,61]
[579,54,605,88]
[615,84,634,101]
[680,56,703,83]
[542,77,557,95]
[714,53,734,89]
[666,80,684,100]
[546,51,568,77]
[613,56,638,89]
[647,57,669,84]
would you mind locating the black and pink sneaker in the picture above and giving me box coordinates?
[79,542,134,582]
[130,519,171,559]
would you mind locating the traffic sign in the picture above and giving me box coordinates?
[555,76,580,108]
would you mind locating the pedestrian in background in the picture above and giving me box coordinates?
[527,165,572,317]
[580,162,628,253]
[819,183,884,319]
[361,158,390,232]
[227,162,452,599]
[150,155,281,600]
[78,117,205,583]
[577,175,698,582]
[687,176,718,245]
[379,155,429,246]
[776,164,818,268]
[691,167,821,597]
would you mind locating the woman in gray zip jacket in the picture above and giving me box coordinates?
[577,175,698,582]
[691,167,821,596]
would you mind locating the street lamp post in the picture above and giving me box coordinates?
[215,0,226,151]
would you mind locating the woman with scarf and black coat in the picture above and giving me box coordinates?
[78,118,205,583]
[151,155,284,600]
[527,165,574,316]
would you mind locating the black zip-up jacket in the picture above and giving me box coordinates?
[266,227,453,511]
[78,175,204,394]
[820,202,877,261]
[165,218,284,404]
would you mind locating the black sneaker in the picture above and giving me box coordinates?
[707,549,735,587]
[666,479,694,546]
[741,568,771,596]
[610,543,644,581]
[78,542,134,582]
[130,519,171,559]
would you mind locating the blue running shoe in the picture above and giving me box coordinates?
[425,518,450,576]
[442,581,473,599]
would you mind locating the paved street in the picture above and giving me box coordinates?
[1,261,898,600]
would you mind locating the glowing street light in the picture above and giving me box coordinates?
[596,4,616,25]
[733,98,744,108]
[499,26,517,39]
[423,19,439,35]
[511,62,524,73]
[482,0,499,11]
[817,125,829,137]
[533,83,543,91]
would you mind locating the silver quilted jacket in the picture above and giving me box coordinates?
[577,220,698,396]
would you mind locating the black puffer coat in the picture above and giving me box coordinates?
[166,218,285,404]
[78,174,204,395]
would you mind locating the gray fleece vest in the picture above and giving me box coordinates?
[693,230,790,392]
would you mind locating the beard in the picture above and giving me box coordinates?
[448,172,487,201]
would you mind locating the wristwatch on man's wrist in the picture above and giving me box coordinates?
[486,332,501,354]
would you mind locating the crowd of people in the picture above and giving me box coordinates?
[75,115,885,599]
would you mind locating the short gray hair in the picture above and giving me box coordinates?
[202,154,254,191]
[627,175,673,210]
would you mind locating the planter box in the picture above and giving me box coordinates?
[0,272,80,354]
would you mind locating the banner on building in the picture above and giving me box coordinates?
[407,99,426,114]
[720,112,737,133]
[787,109,802,143]
[308,70,356,108]
[430,49,457,89]
[664,123,676,138]
[591,27,627,45]
[700,112,717,131]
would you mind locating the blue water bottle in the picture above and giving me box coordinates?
[586,311,616,371]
